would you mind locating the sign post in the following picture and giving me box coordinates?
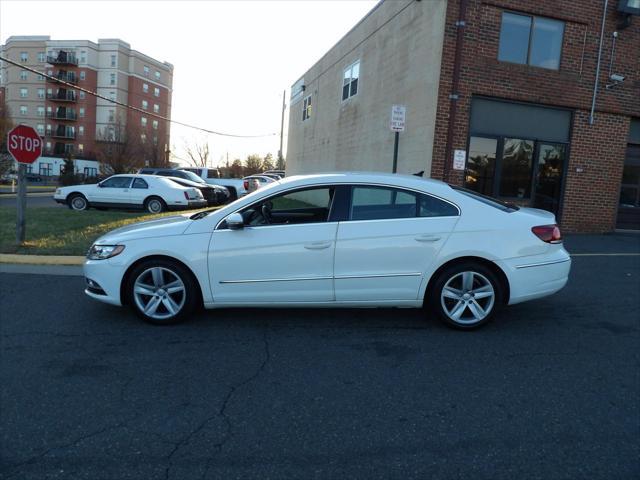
[390,105,406,173]
[7,125,43,244]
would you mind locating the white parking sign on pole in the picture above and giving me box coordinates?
[390,105,406,132]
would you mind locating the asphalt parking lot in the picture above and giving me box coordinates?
[1,235,639,479]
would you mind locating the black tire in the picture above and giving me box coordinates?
[125,258,200,325]
[67,193,89,211]
[144,196,166,214]
[428,261,503,330]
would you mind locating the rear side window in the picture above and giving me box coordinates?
[350,186,459,221]
[132,178,148,189]
[101,176,133,188]
[207,169,219,179]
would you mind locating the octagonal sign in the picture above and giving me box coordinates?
[7,125,43,164]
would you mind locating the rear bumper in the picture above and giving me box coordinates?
[168,199,207,210]
[497,250,571,305]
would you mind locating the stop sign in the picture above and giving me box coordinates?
[7,125,43,164]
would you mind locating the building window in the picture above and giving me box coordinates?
[20,52,28,63]
[143,83,149,93]
[38,52,46,62]
[302,94,312,121]
[80,51,87,64]
[498,12,564,70]
[37,106,45,117]
[78,144,84,152]
[79,126,84,136]
[37,88,45,99]
[154,87,160,97]
[143,65,149,77]
[140,133,147,143]
[19,71,28,81]
[342,60,360,101]
[109,91,115,100]
[79,107,85,118]
[108,110,114,122]
[110,73,116,85]
[142,100,148,110]
[37,74,45,81]
[45,142,51,150]
[19,106,27,115]
[79,70,85,81]
[36,124,45,135]
[152,120,158,130]
[154,70,160,80]
[79,91,85,99]
[111,55,116,67]
[153,104,160,114]
[19,88,28,98]
[46,124,52,134]
[84,167,97,177]
[141,117,147,127]
[153,136,158,145]
[40,163,52,176]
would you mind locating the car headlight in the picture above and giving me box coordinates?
[87,244,125,260]
[55,188,62,195]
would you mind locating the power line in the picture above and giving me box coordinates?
[0,55,277,139]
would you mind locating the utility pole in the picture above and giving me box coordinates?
[278,89,286,170]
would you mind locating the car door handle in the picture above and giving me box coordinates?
[304,241,332,250]
[415,235,441,243]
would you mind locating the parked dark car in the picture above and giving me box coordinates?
[138,168,230,206]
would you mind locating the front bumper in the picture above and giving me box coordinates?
[84,259,124,306]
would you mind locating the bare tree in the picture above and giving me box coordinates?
[185,140,211,168]
[262,153,275,171]
[94,120,147,174]
[244,154,263,176]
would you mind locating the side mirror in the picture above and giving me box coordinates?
[97,182,103,188]
[225,212,244,230]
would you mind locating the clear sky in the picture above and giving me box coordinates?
[0,0,378,166]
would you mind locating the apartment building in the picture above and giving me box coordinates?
[0,36,173,175]
[286,0,640,232]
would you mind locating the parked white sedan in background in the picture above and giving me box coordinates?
[54,174,207,213]
[83,172,571,329]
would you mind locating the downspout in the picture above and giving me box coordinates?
[589,0,609,125]
[443,0,469,183]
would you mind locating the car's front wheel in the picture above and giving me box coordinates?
[126,259,199,325]
[429,262,503,330]
[68,193,88,211]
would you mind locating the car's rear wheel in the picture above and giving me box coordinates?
[68,193,88,211]
[429,262,502,330]
[127,259,199,325]
[144,196,166,214]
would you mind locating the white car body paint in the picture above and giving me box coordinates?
[83,172,571,313]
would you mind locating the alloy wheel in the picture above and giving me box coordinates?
[133,267,186,320]
[440,271,495,325]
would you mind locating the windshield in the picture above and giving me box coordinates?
[450,185,519,212]
[181,170,206,183]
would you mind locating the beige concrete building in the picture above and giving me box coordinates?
[0,36,173,166]
[286,0,447,176]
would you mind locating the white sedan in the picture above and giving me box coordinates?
[83,173,571,329]
[54,174,207,213]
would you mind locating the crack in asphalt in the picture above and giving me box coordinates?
[163,326,271,480]
[1,414,141,478]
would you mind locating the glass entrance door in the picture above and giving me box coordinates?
[532,143,566,216]
[616,145,640,230]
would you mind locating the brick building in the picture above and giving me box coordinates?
[286,0,640,232]
[0,36,173,176]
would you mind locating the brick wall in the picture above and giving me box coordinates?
[432,0,640,232]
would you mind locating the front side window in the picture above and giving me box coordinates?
[132,178,148,189]
[239,187,335,227]
[342,60,360,101]
[498,12,564,70]
[101,176,132,188]
[302,94,312,121]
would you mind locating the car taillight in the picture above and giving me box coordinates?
[183,191,190,200]
[532,224,562,244]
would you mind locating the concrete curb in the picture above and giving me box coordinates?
[0,192,56,198]
[0,254,84,266]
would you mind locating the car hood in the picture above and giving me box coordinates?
[95,214,193,244]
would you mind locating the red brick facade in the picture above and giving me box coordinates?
[432,0,640,232]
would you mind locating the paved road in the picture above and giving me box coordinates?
[0,193,62,209]
[1,238,639,479]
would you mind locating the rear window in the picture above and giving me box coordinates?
[451,186,519,212]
